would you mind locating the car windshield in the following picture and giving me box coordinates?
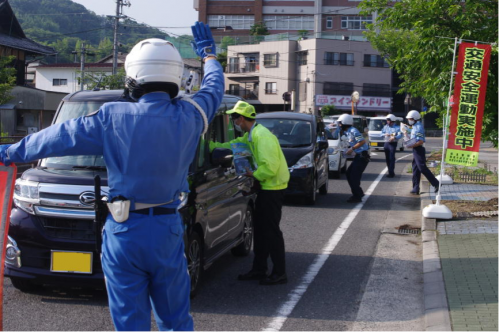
[257,119,313,147]
[41,101,107,169]
[368,119,387,131]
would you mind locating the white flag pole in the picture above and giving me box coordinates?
[423,37,459,219]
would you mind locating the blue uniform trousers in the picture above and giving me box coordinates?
[412,146,439,193]
[346,154,369,199]
[383,142,397,176]
[102,212,193,331]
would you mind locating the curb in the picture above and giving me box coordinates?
[421,179,452,331]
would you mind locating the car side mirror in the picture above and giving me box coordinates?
[211,148,233,168]
[318,140,329,150]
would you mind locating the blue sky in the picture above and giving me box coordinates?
[72,0,198,37]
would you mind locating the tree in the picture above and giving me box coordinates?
[320,105,337,117]
[0,56,16,106]
[359,0,498,146]
[220,36,236,52]
[250,22,269,43]
[297,30,309,40]
[82,68,126,91]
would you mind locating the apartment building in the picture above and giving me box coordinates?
[193,0,372,42]
[194,0,397,115]
[225,38,392,114]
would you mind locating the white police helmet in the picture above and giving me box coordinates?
[125,38,183,98]
[337,114,353,125]
[386,114,396,121]
[406,110,421,120]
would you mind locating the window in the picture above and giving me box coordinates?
[341,16,372,30]
[263,53,277,67]
[324,52,354,66]
[297,51,308,66]
[363,54,389,68]
[228,57,239,73]
[53,79,67,86]
[326,16,333,29]
[323,82,354,95]
[207,15,254,30]
[229,84,240,96]
[263,15,314,30]
[363,83,391,97]
[265,82,277,94]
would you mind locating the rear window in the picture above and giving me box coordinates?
[257,119,313,147]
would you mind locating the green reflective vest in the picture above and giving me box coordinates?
[211,124,290,190]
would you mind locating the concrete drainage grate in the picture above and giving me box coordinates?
[398,228,421,235]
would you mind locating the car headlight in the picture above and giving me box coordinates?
[13,179,40,215]
[291,152,314,169]
[5,236,21,268]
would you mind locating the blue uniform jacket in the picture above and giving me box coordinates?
[5,60,225,210]
[381,124,403,140]
[345,127,369,154]
[410,122,426,143]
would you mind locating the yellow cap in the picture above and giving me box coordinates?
[226,101,256,119]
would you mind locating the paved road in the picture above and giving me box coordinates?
[3,139,445,331]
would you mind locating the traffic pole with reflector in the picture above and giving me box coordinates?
[0,162,16,331]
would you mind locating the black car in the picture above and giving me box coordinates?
[6,90,255,297]
[256,112,329,205]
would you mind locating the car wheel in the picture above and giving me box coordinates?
[187,232,203,298]
[306,177,317,205]
[9,277,41,292]
[231,206,254,256]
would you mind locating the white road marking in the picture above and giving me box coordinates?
[263,153,413,331]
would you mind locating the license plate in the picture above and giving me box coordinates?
[51,251,93,274]
[371,142,379,147]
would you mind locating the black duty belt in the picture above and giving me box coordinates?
[131,207,177,215]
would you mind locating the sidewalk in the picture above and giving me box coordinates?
[421,163,498,330]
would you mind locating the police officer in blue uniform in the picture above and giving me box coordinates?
[0,22,224,331]
[405,110,440,195]
[382,114,403,178]
[338,114,370,203]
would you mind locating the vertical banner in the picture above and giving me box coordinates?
[0,163,16,331]
[446,42,492,166]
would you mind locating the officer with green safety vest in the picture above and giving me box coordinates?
[211,101,290,285]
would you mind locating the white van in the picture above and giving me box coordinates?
[367,116,405,151]
[324,119,348,178]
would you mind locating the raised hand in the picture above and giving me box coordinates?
[190,21,216,60]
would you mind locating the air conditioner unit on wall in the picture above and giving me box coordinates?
[342,36,350,41]
[218,15,225,20]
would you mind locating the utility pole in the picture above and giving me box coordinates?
[80,43,85,91]
[108,0,131,75]
[72,44,95,91]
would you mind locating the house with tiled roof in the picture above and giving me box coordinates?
[0,0,66,137]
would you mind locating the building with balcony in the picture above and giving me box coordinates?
[225,38,392,115]
[193,0,374,43]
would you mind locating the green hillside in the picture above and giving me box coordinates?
[9,0,196,62]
